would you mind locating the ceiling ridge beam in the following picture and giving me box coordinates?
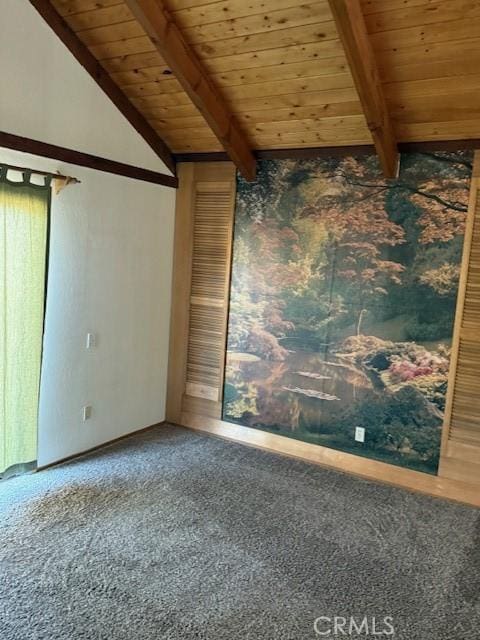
[328,0,399,178]
[125,0,256,181]
[28,0,176,175]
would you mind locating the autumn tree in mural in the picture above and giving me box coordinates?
[224,152,472,474]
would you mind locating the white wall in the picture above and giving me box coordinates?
[1,1,176,465]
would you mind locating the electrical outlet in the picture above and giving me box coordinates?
[86,333,96,349]
[82,406,92,422]
[355,426,365,443]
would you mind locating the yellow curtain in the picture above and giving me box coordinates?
[0,173,49,477]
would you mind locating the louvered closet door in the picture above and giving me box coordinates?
[440,151,480,484]
[166,163,236,424]
[186,182,235,404]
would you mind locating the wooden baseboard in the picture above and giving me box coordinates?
[180,412,480,509]
[439,455,480,486]
[37,421,166,471]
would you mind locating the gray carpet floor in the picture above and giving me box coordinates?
[0,425,479,640]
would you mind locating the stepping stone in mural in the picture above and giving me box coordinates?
[295,371,332,380]
[283,387,340,401]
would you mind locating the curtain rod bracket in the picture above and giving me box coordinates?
[52,174,81,195]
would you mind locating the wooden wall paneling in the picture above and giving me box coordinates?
[72,20,144,46]
[110,66,173,86]
[364,1,480,34]
[439,150,480,486]
[386,76,480,102]
[166,164,196,424]
[181,4,332,45]
[52,0,121,16]
[109,56,350,90]
[171,0,330,29]
[168,141,224,153]
[101,51,168,73]
[370,17,480,52]
[236,102,364,124]
[396,121,480,144]
[88,36,157,60]
[200,40,347,74]
[227,87,362,118]
[193,23,340,59]
[223,74,355,102]
[389,94,480,126]
[167,162,236,423]
[361,0,439,13]
[60,4,135,30]
[212,57,350,88]
[376,38,480,76]
[132,93,194,109]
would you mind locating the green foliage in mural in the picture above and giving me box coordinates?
[223,152,473,474]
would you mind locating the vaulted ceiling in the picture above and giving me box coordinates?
[44,1,480,169]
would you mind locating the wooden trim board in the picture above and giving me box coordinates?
[440,151,480,459]
[166,164,196,423]
[438,150,480,484]
[181,413,480,509]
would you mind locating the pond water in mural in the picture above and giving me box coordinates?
[222,152,473,474]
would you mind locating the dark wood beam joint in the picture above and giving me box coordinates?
[28,0,176,175]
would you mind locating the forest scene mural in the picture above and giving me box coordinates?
[223,152,473,474]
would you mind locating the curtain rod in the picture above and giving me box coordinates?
[1,162,80,185]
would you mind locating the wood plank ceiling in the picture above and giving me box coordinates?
[50,0,480,155]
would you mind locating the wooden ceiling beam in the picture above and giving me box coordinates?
[29,0,176,175]
[124,0,256,182]
[0,131,178,188]
[328,0,399,178]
